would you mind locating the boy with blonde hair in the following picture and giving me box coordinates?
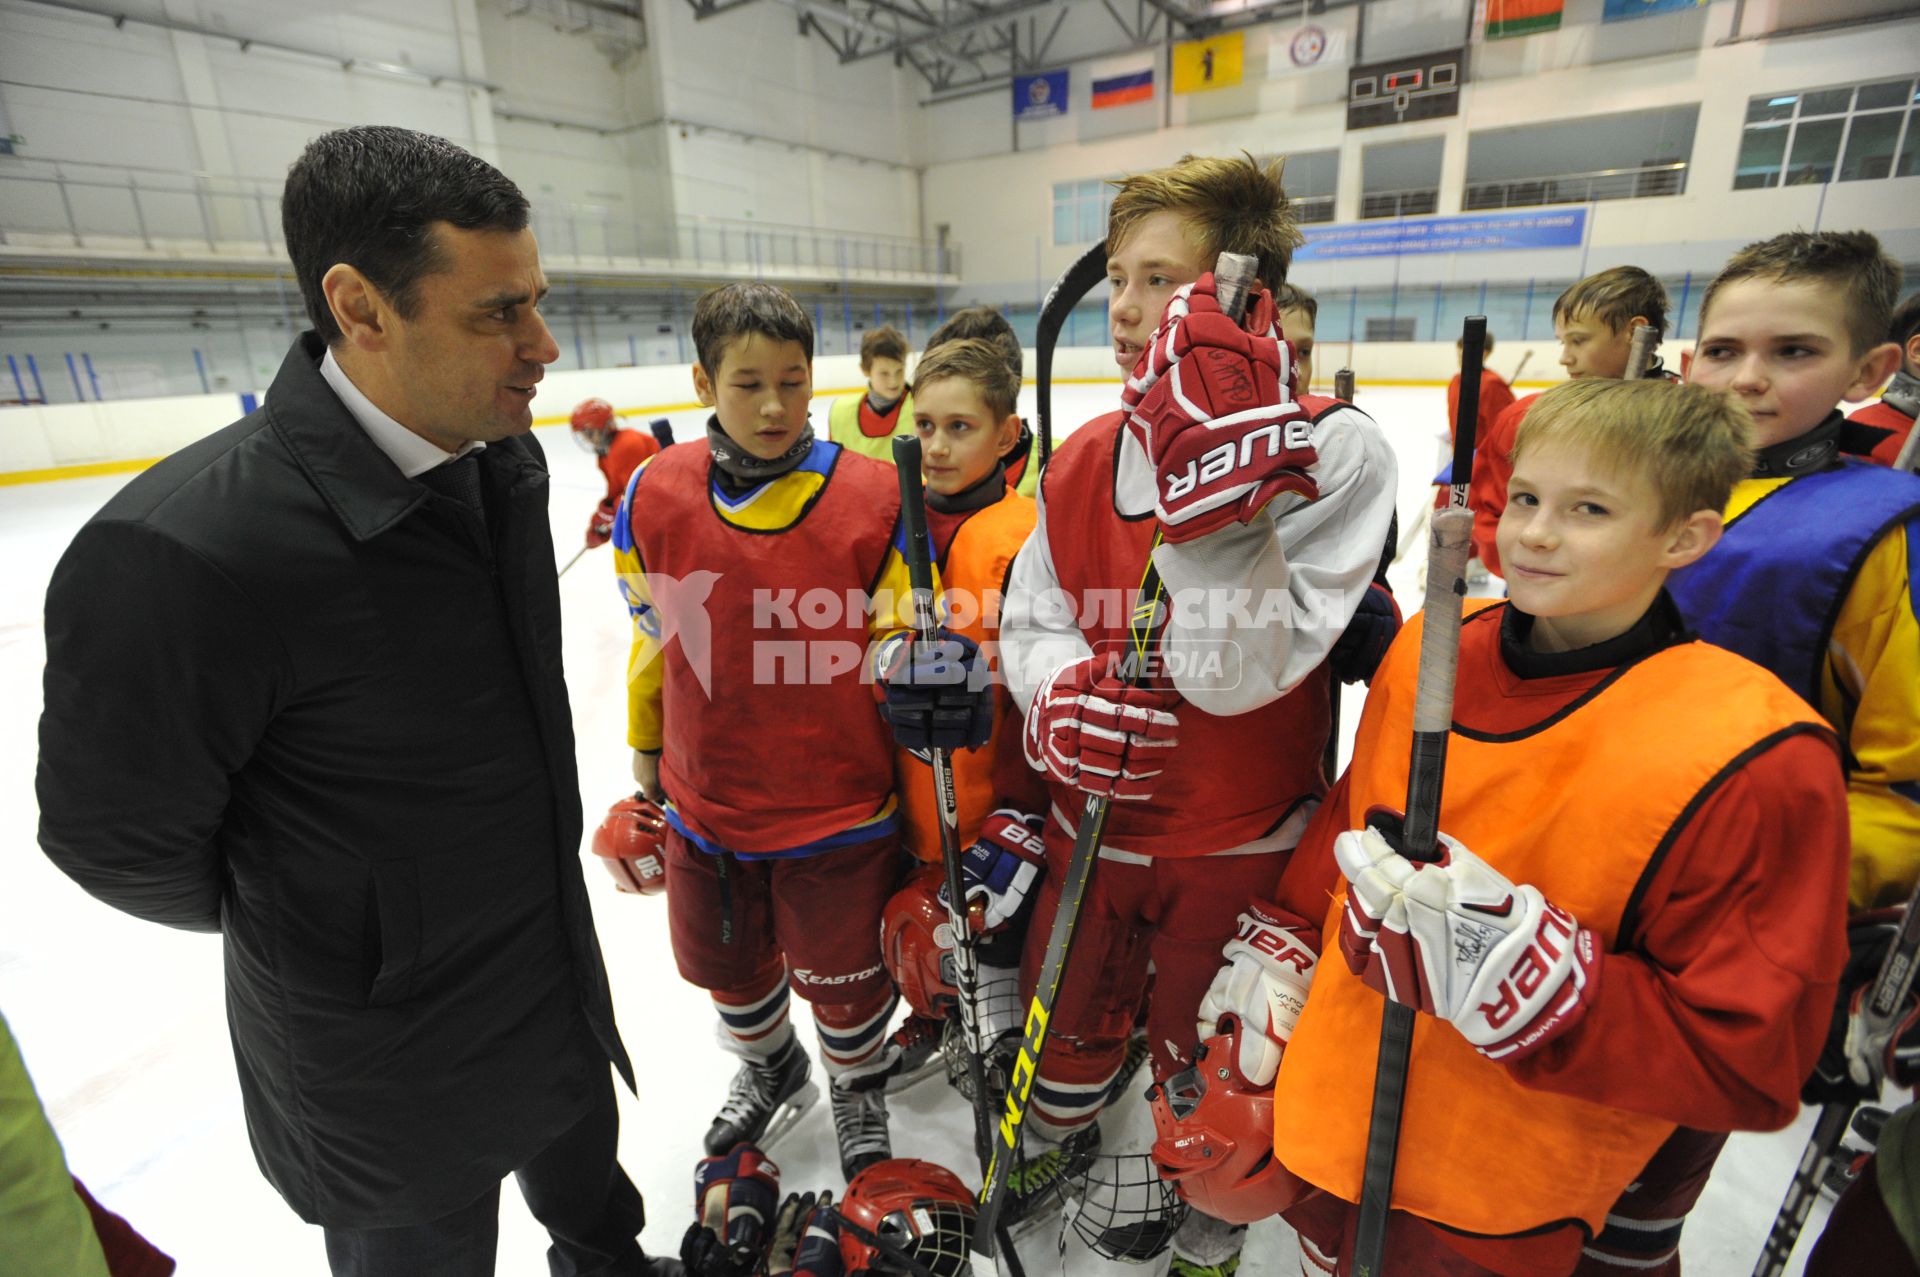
[1470,266,1672,574]
[999,152,1397,1273]
[828,325,913,461]
[922,306,1040,496]
[613,284,992,1181]
[1186,378,1848,1276]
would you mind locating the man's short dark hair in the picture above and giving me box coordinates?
[925,305,1023,379]
[282,126,531,345]
[691,282,815,373]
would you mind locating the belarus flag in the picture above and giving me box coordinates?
[1092,69,1153,108]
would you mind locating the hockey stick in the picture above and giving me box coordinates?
[892,433,997,1175]
[967,252,1262,1277]
[1752,879,1920,1276]
[1034,241,1111,473]
[1351,315,1488,1277]
[558,544,592,577]
[1325,367,1358,783]
[1891,422,1920,476]
[1509,349,1533,386]
[1624,323,1658,381]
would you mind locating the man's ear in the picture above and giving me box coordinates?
[692,362,716,408]
[322,264,389,351]
[1663,509,1725,571]
[1846,341,1903,403]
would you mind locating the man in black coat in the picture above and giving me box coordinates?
[36,126,678,1277]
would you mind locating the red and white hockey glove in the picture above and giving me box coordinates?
[1119,273,1317,544]
[768,1190,842,1277]
[589,792,668,896]
[1334,814,1601,1062]
[939,807,1047,935]
[683,1142,782,1277]
[1024,657,1180,802]
[587,496,617,549]
[1196,901,1320,1086]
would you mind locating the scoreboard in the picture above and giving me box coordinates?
[1347,46,1464,129]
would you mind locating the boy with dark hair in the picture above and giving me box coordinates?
[1191,377,1849,1277]
[613,283,992,1181]
[922,306,1040,496]
[829,325,913,461]
[1573,229,1920,1277]
[1273,283,1318,391]
[999,152,1397,1274]
[1845,291,1920,466]
[1470,267,1672,575]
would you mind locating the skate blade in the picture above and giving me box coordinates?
[757,1080,821,1151]
[885,1054,946,1094]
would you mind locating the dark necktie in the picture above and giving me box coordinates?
[418,453,486,522]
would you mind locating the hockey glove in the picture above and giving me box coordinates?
[1196,901,1320,1087]
[876,630,995,753]
[1804,908,1920,1105]
[1024,656,1181,802]
[937,807,1047,935]
[1329,581,1402,687]
[1119,273,1317,544]
[587,496,617,549]
[683,1143,782,1277]
[768,1191,843,1277]
[1335,811,1601,1062]
[589,792,668,895]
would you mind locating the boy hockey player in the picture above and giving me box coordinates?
[574,396,663,548]
[1189,378,1849,1276]
[1844,291,1920,467]
[613,284,988,1181]
[828,326,913,462]
[922,307,1040,497]
[999,153,1397,1273]
[1448,329,1517,450]
[1273,283,1318,392]
[1470,267,1670,574]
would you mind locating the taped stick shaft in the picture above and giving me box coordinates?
[1624,323,1658,380]
[1335,368,1356,401]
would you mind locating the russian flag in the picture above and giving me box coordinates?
[1092,69,1153,109]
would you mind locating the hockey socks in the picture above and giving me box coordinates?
[714,970,796,1061]
[814,990,898,1087]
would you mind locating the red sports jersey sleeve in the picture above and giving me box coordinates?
[1469,394,1536,576]
[600,429,660,502]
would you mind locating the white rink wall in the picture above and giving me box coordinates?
[0,338,1710,480]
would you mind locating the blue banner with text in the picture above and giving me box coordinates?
[1294,208,1588,261]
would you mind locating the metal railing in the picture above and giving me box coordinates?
[1294,194,1336,224]
[1464,161,1688,211]
[1360,187,1439,220]
[0,160,955,278]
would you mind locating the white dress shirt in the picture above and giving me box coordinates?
[319,347,484,479]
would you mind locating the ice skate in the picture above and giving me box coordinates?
[705,1039,818,1156]
[1001,1124,1102,1233]
[882,1012,947,1093]
[831,1079,892,1181]
[1167,1211,1245,1277]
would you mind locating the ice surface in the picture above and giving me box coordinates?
[0,378,1830,1273]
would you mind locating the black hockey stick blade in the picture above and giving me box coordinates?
[1351,315,1487,1277]
[1035,240,1109,474]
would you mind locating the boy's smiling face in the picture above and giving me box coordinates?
[1498,439,1719,652]
[1689,277,1901,448]
[1107,210,1210,370]
[694,333,813,460]
[912,376,1019,496]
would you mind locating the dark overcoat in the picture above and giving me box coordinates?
[37,332,633,1228]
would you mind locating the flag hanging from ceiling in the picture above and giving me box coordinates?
[1485,0,1563,39]
[1172,31,1244,94]
[1092,68,1154,109]
[1012,70,1069,119]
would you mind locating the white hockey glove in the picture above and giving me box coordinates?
[1335,817,1601,1062]
[1024,656,1181,802]
[1196,902,1320,1086]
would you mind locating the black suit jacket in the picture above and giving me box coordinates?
[37,332,632,1228]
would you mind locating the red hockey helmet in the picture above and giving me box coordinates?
[837,1158,975,1277]
[1148,1015,1315,1225]
[880,866,958,1020]
[590,792,668,895]
[571,397,617,453]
